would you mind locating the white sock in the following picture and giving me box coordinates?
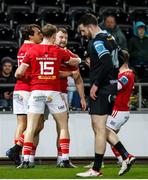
[57,156,63,164]
[29,155,35,163]
[62,154,69,161]
[117,156,123,163]
[24,155,30,162]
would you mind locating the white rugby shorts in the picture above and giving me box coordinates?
[106,110,130,131]
[44,92,68,120]
[28,90,67,114]
[13,91,31,114]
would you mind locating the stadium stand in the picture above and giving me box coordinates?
[0,0,148,111]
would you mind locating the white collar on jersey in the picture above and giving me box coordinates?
[24,40,35,44]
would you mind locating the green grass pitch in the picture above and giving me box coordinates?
[0,164,147,179]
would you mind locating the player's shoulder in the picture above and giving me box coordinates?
[122,70,135,77]
[49,44,63,52]
[28,44,41,53]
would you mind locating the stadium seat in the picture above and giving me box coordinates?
[35,0,61,6]
[127,0,148,6]
[68,6,93,29]
[7,6,40,28]
[96,0,123,6]
[0,12,10,25]
[99,6,130,24]
[129,6,148,23]
[38,7,67,26]
[4,0,35,12]
[0,41,18,60]
[65,0,92,6]
[0,24,15,41]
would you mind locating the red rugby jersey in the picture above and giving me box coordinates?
[22,44,71,91]
[113,70,135,111]
[14,41,35,91]
[60,49,78,93]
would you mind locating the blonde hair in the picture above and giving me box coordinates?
[42,24,57,37]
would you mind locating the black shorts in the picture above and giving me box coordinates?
[89,84,117,115]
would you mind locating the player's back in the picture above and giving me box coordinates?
[14,41,35,91]
[24,44,70,91]
[114,70,135,111]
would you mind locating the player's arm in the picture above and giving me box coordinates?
[15,63,29,79]
[117,75,129,91]
[59,70,80,79]
[65,57,81,67]
[93,40,113,87]
[73,71,86,111]
[59,71,73,78]
[60,48,81,67]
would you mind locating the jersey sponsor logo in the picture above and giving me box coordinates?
[33,96,46,102]
[38,75,56,80]
[13,94,23,104]
[36,57,57,61]
[110,120,116,126]
[119,76,128,85]
[58,105,65,110]
[93,40,109,59]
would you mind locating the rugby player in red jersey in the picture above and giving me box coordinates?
[106,51,136,176]
[55,28,86,167]
[15,24,81,168]
[6,24,43,166]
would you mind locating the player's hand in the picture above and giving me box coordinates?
[90,84,98,100]
[85,57,90,68]
[80,98,87,111]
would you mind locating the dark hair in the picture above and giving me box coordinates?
[42,24,57,37]
[21,24,41,40]
[122,50,129,64]
[78,13,98,26]
[1,56,14,66]
[57,27,68,34]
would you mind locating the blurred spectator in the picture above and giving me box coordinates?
[99,14,127,50]
[0,57,16,110]
[128,21,148,82]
